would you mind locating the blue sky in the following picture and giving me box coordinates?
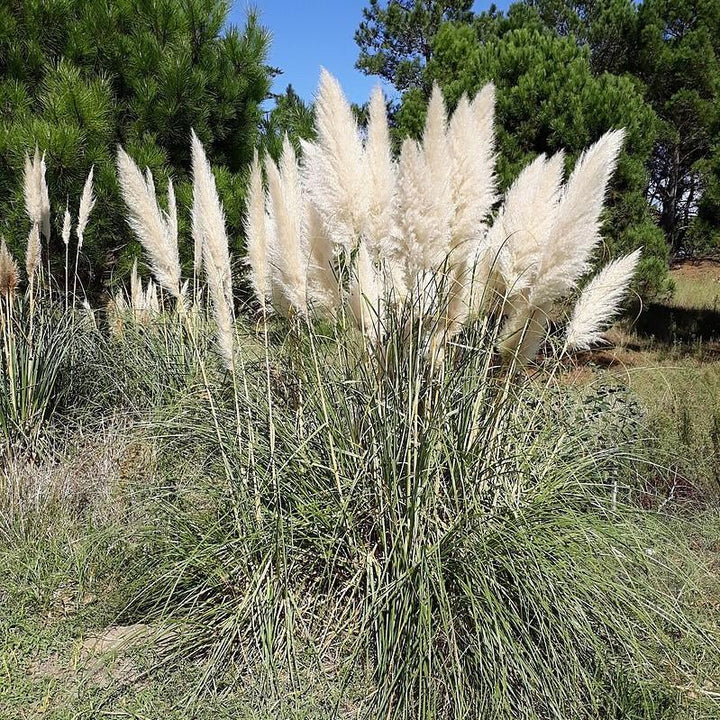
[227,1,512,106]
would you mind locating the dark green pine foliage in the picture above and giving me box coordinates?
[0,0,272,293]
[634,0,720,257]
[355,0,475,92]
[528,0,720,258]
[260,84,317,160]
[394,12,669,296]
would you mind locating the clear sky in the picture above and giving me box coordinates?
[227,1,512,106]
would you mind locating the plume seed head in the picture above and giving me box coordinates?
[117,146,181,298]
[62,200,72,246]
[23,150,43,228]
[0,238,20,299]
[565,249,641,351]
[244,149,270,307]
[76,165,96,248]
[25,224,41,280]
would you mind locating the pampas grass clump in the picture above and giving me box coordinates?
[245,71,640,364]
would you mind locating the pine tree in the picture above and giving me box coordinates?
[261,85,317,160]
[527,0,720,257]
[634,0,720,257]
[0,0,273,292]
[355,0,475,92]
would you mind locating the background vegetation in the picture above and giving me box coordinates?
[356,0,720,295]
[0,1,719,718]
[0,0,272,291]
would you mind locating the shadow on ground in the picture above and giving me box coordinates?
[635,303,720,344]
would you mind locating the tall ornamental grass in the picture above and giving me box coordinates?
[1,70,717,719]
[124,304,714,719]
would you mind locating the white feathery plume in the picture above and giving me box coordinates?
[165,177,178,252]
[422,84,449,184]
[302,69,367,251]
[62,201,71,246]
[190,131,236,366]
[192,189,203,275]
[0,238,19,300]
[25,224,41,279]
[565,249,640,351]
[498,300,552,366]
[244,150,270,307]
[448,89,496,258]
[396,86,457,289]
[113,291,128,313]
[490,152,565,297]
[190,130,232,306]
[363,86,396,258]
[23,151,43,229]
[348,240,382,339]
[531,129,625,307]
[397,138,427,282]
[203,238,235,369]
[145,278,160,313]
[39,152,51,240]
[396,137,451,286]
[420,83,453,261]
[471,83,495,133]
[76,165,96,250]
[306,202,340,316]
[144,167,156,197]
[62,199,72,305]
[117,147,181,298]
[130,258,144,310]
[265,135,308,316]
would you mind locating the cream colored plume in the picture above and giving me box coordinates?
[130,259,144,310]
[23,150,43,231]
[76,166,96,249]
[306,202,340,316]
[422,84,452,222]
[396,138,426,280]
[165,177,178,252]
[531,130,625,307]
[117,148,181,298]
[265,135,308,316]
[145,279,160,313]
[0,238,19,300]
[25,224,41,279]
[62,201,71,246]
[191,189,203,275]
[190,130,232,305]
[397,137,451,285]
[420,84,453,258]
[498,300,552,366]
[348,240,382,339]
[448,86,496,257]
[396,86,458,285]
[113,291,128,313]
[565,249,640,351]
[203,238,235,369]
[363,86,396,258]
[491,152,565,297]
[39,152,51,240]
[471,83,495,131]
[244,150,269,307]
[190,130,235,366]
[302,69,367,251]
